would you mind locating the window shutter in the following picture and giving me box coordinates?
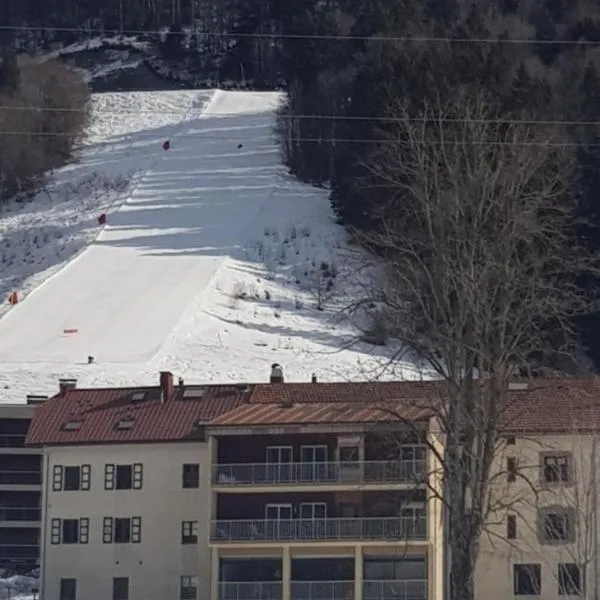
[52,466,63,491]
[81,465,91,490]
[104,464,115,490]
[133,463,143,490]
[79,518,89,544]
[51,518,61,544]
[103,517,113,543]
[131,517,142,543]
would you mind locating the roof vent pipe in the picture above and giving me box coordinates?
[270,363,284,384]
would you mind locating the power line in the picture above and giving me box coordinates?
[0,129,597,147]
[1,103,600,128]
[0,24,596,45]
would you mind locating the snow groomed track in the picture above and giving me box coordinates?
[0,90,281,363]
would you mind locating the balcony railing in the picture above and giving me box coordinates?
[0,470,42,485]
[0,545,39,560]
[0,434,27,448]
[292,581,354,600]
[211,517,427,542]
[213,460,426,486]
[219,582,282,600]
[0,507,41,522]
[363,580,427,600]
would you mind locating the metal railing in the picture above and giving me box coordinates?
[0,507,41,521]
[0,434,27,448]
[363,580,427,600]
[211,517,427,542]
[0,545,39,559]
[213,459,426,487]
[219,582,282,600]
[292,581,354,600]
[0,470,42,485]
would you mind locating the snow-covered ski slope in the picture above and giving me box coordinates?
[0,89,420,402]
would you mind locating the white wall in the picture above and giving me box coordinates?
[41,442,211,600]
[476,434,600,600]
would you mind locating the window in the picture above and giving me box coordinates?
[102,517,142,543]
[59,578,77,600]
[104,464,143,490]
[113,577,129,600]
[506,435,516,445]
[558,564,582,596]
[180,576,198,600]
[182,521,198,544]
[539,509,574,543]
[542,454,572,484]
[52,465,90,491]
[50,519,89,545]
[514,564,541,595]
[182,464,200,488]
[507,515,517,539]
[507,457,517,482]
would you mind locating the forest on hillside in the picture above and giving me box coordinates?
[3,0,600,368]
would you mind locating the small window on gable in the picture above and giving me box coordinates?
[507,457,517,482]
[506,435,516,445]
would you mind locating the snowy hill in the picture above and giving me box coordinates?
[0,89,421,403]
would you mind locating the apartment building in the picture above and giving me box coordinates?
[26,369,444,600]
[475,379,600,600]
[27,369,600,600]
[0,396,46,572]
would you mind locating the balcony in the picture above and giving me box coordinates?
[0,434,27,448]
[219,582,282,600]
[0,471,42,485]
[0,507,41,522]
[0,545,39,560]
[363,580,427,600]
[213,460,426,487]
[211,517,427,543]
[292,581,354,600]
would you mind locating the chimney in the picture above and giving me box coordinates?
[270,363,284,384]
[311,373,317,383]
[160,371,174,402]
[58,378,77,397]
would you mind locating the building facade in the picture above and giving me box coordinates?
[26,370,600,600]
[0,396,46,572]
[207,402,444,600]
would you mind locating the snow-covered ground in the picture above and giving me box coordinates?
[0,574,38,600]
[0,88,422,403]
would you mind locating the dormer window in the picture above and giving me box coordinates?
[131,392,146,403]
[116,419,134,430]
[62,421,82,431]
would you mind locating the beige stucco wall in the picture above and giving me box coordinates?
[475,434,599,600]
[40,442,211,600]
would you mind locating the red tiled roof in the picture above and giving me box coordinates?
[502,378,600,434]
[25,377,600,445]
[26,383,251,446]
[212,379,600,433]
[211,381,437,427]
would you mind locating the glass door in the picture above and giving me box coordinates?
[299,502,327,540]
[265,503,293,540]
[265,446,293,483]
[300,445,328,482]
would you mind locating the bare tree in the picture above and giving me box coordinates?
[349,88,597,600]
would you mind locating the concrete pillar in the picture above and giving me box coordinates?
[354,545,364,600]
[282,546,291,600]
[210,547,219,600]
